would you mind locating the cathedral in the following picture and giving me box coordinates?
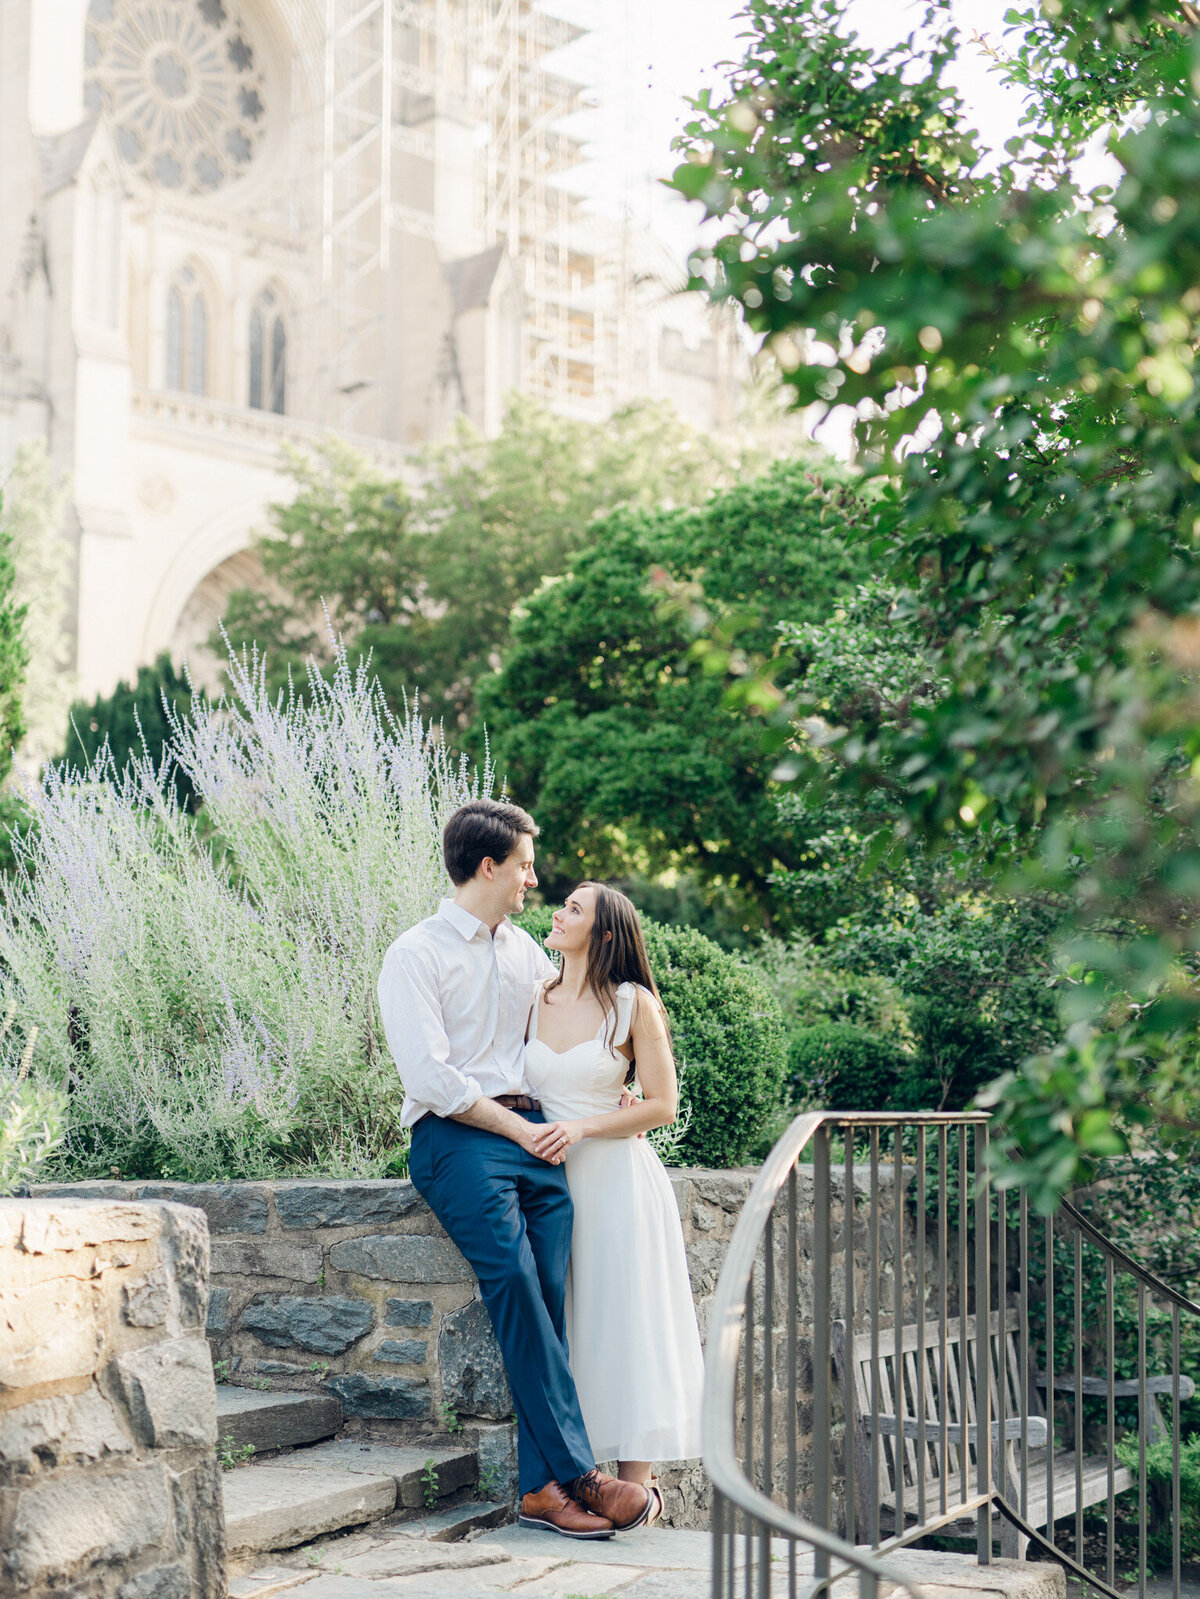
[0,0,739,701]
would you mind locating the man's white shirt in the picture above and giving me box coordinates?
[378,898,557,1128]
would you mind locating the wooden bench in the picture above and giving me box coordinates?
[831,1305,1194,1549]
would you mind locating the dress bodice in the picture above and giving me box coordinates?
[524,981,640,1120]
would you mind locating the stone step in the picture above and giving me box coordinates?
[263,1439,478,1511]
[224,1463,397,1556]
[216,1386,342,1455]
[222,1441,481,1555]
[385,1499,509,1542]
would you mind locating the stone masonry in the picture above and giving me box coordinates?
[34,1168,909,1531]
[0,1198,223,1599]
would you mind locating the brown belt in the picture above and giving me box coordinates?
[495,1094,541,1113]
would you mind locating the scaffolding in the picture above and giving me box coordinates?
[314,0,394,435]
[304,0,614,433]
[467,0,597,411]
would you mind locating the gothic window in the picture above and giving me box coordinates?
[270,316,287,414]
[249,288,287,415]
[248,309,264,410]
[84,0,269,196]
[166,265,208,396]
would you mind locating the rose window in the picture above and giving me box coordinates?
[84,0,268,194]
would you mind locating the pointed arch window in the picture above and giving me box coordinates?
[165,264,208,395]
[248,287,287,414]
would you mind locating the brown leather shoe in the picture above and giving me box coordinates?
[519,1479,614,1539]
[569,1467,653,1531]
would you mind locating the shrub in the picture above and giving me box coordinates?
[750,933,911,1042]
[0,1081,65,1194]
[1116,1433,1200,1566]
[0,644,479,1181]
[893,996,1007,1113]
[787,1022,911,1113]
[517,907,787,1168]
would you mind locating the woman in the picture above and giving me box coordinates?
[524,881,704,1522]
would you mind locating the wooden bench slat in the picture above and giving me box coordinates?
[865,1414,1050,1447]
[834,1306,1152,1542]
[878,1456,1134,1530]
[1035,1372,1195,1400]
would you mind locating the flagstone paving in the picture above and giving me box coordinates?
[230,1518,1074,1599]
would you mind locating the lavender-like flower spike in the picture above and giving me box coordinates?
[0,631,481,1179]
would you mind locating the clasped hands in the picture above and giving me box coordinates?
[527,1092,640,1164]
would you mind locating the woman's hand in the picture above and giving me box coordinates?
[620,1090,646,1138]
[531,1119,585,1161]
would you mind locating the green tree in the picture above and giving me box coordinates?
[3,443,71,764]
[64,654,198,809]
[475,460,874,919]
[221,395,745,727]
[0,488,29,785]
[672,0,1200,1202]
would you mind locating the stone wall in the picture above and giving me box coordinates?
[35,1171,755,1523]
[33,1168,910,1531]
[0,1198,222,1599]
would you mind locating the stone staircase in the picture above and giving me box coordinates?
[217,1386,506,1560]
[215,1390,1073,1599]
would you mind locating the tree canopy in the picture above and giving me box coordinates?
[474,459,874,918]
[672,0,1200,1203]
[220,395,746,728]
[63,655,199,811]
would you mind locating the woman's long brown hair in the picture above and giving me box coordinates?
[544,882,671,1083]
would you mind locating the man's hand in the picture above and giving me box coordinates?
[451,1098,563,1162]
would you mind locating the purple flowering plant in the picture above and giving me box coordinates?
[0,641,482,1180]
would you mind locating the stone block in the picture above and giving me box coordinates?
[474,1421,518,1506]
[8,1462,171,1585]
[240,1295,375,1355]
[386,1298,434,1327]
[207,1287,232,1333]
[373,1339,426,1364]
[274,1180,425,1230]
[328,1234,471,1284]
[222,1463,396,1556]
[439,1299,512,1419]
[172,1183,270,1235]
[324,1372,431,1419]
[170,1457,226,1596]
[118,1563,193,1599]
[8,1200,158,1255]
[61,1388,134,1462]
[216,1388,342,1453]
[162,1203,211,1328]
[0,1271,102,1390]
[113,1336,218,1450]
[124,1266,171,1327]
[211,1239,322,1283]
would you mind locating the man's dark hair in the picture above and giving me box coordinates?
[443,798,539,886]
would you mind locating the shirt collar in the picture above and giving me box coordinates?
[437,898,501,943]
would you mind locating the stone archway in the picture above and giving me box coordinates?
[166,547,266,693]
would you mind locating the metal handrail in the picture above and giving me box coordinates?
[1059,1196,1200,1316]
[703,1108,1199,1599]
[702,1112,966,1599]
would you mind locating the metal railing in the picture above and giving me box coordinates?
[704,1111,1200,1599]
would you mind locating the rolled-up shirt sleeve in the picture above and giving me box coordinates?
[378,943,483,1119]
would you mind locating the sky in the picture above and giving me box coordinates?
[546,0,1043,258]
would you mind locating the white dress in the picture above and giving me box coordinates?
[524,981,704,1463]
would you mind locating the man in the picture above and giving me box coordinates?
[377,797,653,1539]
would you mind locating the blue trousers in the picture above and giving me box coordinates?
[408,1111,595,1495]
